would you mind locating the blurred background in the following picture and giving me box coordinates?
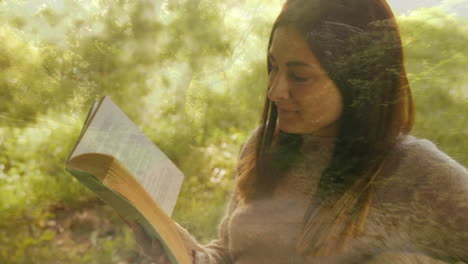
[0,0,467,263]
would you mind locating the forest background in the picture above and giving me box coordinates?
[0,0,467,263]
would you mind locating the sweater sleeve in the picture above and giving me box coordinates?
[400,138,468,262]
[173,128,259,263]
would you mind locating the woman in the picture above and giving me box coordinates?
[131,0,468,263]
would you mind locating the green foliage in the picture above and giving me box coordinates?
[0,0,280,262]
[0,1,466,263]
[398,8,468,164]
[0,200,143,264]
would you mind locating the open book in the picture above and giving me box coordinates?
[65,96,190,264]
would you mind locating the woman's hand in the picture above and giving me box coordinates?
[128,222,194,264]
[129,223,171,263]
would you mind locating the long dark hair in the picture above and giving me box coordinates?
[236,0,414,256]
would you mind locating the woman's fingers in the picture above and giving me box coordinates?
[148,235,167,260]
[128,223,168,260]
[152,238,172,264]
[130,224,152,253]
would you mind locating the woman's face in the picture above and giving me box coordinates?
[268,25,343,136]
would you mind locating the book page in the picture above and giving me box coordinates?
[69,96,184,216]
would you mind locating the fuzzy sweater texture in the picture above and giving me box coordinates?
[175,131,468,264]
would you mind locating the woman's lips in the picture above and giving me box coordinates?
[278,108,298,114]
[278,107,297,111]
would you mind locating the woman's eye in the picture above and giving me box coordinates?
[290,74,309,82]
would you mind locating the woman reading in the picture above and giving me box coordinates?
[130,0,468,263]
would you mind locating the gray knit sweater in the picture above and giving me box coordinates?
[176,131,468,264]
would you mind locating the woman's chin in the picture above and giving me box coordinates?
[278,122,303,134]
[278,121,332,136]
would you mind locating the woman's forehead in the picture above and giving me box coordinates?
[269,26,322,68]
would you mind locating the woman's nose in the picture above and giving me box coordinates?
[268,73,290,102]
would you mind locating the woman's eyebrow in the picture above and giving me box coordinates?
[287,61,313,68]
